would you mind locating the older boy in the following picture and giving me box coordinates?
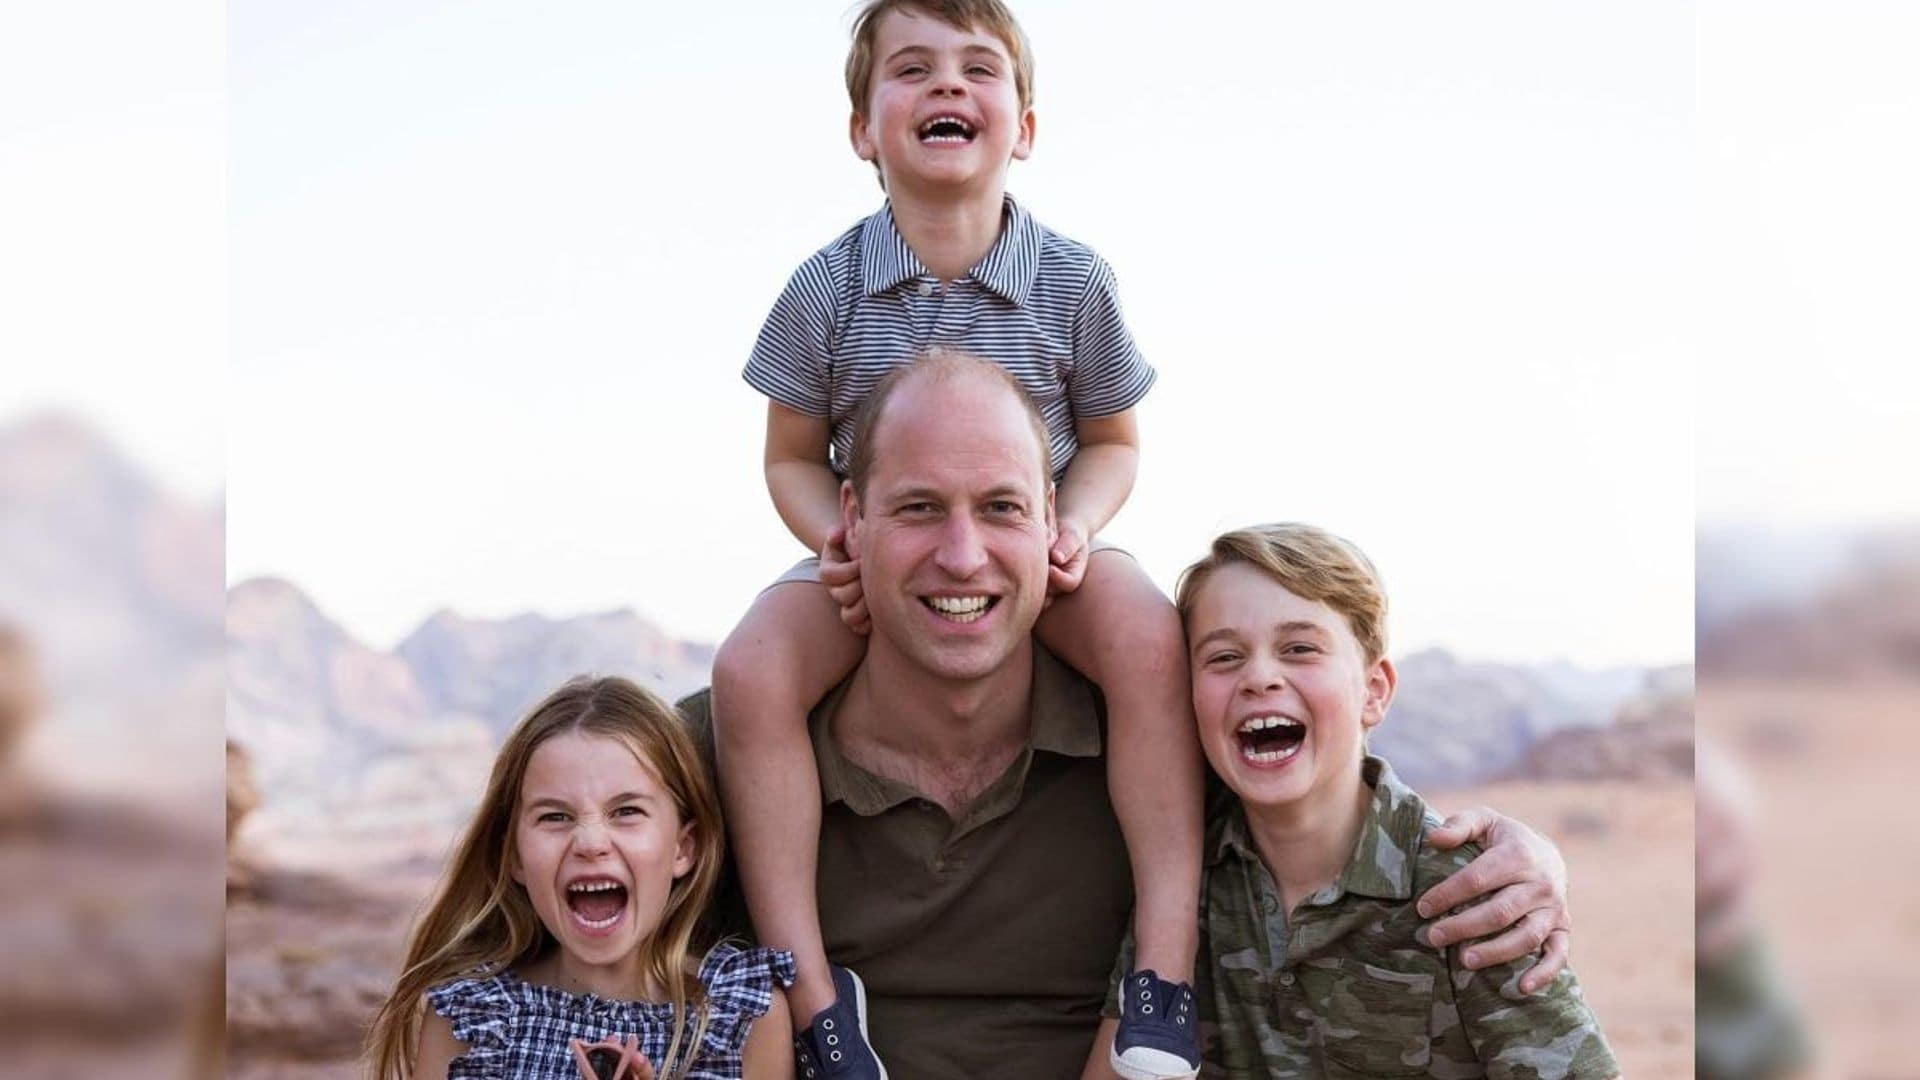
[713,4,1205,1078]
[1100,525,1618,1078]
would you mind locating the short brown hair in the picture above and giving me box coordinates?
[844,347,1052,501]
[844,0,1036,115]
[1176,523,1390,665]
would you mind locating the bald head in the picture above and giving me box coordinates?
[846,349,1053,500]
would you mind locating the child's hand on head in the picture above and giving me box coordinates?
[1047,519,1090,596]
[820,525,869,635]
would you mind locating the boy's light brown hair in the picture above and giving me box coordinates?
[844,0,1036,115]
[1176,523,1390,665]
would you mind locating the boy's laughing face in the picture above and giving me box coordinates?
[1185,562,1395,815]
[850,8,1034,197]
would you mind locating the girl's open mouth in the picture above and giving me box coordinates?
[565,879,629,930]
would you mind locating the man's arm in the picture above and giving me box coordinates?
[1420,807,1572,993]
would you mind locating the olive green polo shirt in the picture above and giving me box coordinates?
[678,645,1134,1080]
[1110,756,1617,1079]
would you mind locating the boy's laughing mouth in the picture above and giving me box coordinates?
[918,114,977,144]
[1236,714,1305,765]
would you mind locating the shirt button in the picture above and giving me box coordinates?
[1261,896,1278,915]
[917,281,934,296]
[1278,971,1295,988]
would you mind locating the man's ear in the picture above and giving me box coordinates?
[1361,656,1397,730]
[1044,482,1058,546]
[840,479,863,558]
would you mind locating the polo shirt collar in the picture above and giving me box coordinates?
[858,195,1042,307]
[1208,755,1425,903]
[811,643,1102,816]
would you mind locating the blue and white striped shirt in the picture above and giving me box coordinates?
[744,196,1155,479]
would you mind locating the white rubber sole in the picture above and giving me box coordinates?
[1110,1044,1200,1080]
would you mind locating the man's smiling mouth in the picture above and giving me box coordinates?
[918,114,977,143]
[924,595,994,623]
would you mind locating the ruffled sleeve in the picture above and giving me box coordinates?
[425,975,515,1079]
[695,943,798,1058]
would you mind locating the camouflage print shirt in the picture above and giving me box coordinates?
[1111,756,1618,1079]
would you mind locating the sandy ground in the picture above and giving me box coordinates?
[1698,677,1920,1077]
[1429,779,1696,1079]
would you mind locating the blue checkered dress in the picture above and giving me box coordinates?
[427,943,796,1079]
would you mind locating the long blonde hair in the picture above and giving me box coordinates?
[366,676,726,1079]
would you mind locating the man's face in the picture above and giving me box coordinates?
[844,374,1054,684]
[850,7,1034,197]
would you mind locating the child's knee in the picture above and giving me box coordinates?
[712,621,806,705]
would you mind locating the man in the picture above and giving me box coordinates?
[681,351,1573,1079]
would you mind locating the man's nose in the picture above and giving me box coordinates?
[933,514,989,577]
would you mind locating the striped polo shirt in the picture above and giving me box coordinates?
[744,195,1156,479]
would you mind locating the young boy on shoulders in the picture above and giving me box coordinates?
[1102,524,1619,1078]
[711,2,1205,1078]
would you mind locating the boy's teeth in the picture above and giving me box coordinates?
[1237,716,1303,734]
[568,880,622,893]
[1242,742,1303,765]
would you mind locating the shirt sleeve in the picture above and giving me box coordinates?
[695,943,799,1059]
[424,977,512,1079]
[744,254,839,417]
[1067,256,1156,419]
[1444,951,1621,1079]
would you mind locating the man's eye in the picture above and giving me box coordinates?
[986,500,1021,514]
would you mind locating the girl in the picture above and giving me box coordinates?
[367,676,794,1080]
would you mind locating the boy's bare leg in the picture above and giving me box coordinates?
[712,578,866,1028]
[1039,550,1202,984]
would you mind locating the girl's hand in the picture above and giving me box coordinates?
[820,526,869,635]
[570,1034,657,1080]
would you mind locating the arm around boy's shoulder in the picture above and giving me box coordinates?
[1414,836,1620,1079]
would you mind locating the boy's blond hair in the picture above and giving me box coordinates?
[1176,523,1390,665]
[844,0,1036,115]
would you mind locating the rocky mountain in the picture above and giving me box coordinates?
[1374,649,1690,789]
[226,577,715,868]
[0,412,223,797]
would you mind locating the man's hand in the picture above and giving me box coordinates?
[1048,518,1092,596]
[1420,806,1571,993]
[820,526,868,636]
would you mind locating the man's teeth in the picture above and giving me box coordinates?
[928,595,990,622]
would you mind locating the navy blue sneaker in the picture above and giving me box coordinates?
[1111,968,1200,1080]
[793,965,888,1080]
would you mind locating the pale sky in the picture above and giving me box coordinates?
[22,3,1914,669]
